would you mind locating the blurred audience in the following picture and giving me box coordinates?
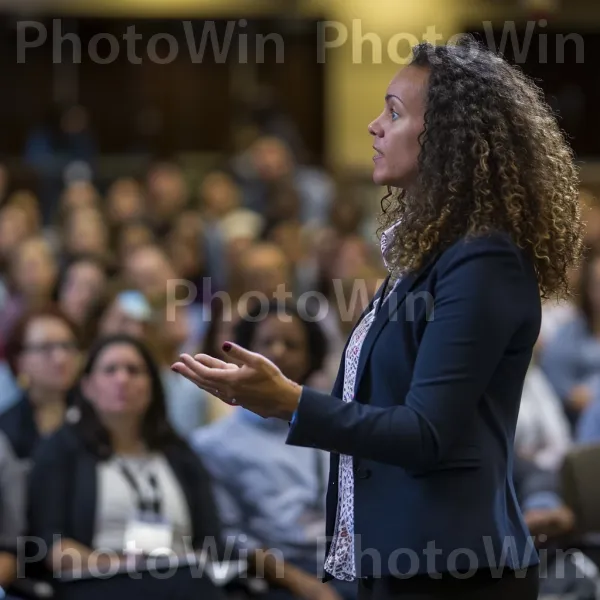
[1,93,599,597]
[540,248,600,423]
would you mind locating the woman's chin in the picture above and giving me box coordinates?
[372,171,392,186]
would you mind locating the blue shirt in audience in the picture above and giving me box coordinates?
[190,408,328,567]
[576,393,600,444]
[0,363,19,416]
[540,314,600,403]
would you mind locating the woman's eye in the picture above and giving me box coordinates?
[391,110,399,121]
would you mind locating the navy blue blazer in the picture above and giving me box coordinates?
[287,231,541,579]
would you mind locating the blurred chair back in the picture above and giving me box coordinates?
[561,442,600,535]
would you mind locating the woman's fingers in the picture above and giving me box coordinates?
[221,342,264,369]
[193,353,237,370]
[178,354,238,384]
[172,361,237,403]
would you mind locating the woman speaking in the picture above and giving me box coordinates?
[173,37,583,600]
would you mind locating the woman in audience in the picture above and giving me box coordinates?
[105,177,146,229]
[541,248,600,424]
[62,207,110,264]
[27,334,223,578]
[193,300,352,600]
[84,284,154,348]
[0,306,80,460]
[0,236,59,343]
[57,255,108,334]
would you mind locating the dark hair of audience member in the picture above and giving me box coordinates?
[72,334,184,459]
[4,304,80,376]
[233,299,328,384]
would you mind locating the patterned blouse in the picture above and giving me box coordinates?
[324,222,401,581]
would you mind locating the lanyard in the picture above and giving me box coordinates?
[118,460,162,516]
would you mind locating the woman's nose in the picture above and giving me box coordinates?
[368,118,382,137]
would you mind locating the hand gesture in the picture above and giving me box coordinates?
[171,341,302,420]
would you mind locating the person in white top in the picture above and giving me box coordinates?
[28,334,224,584]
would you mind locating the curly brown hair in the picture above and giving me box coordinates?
[379,36,584,300]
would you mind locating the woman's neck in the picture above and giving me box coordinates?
[28,388,67,436]
[103,416,146,456]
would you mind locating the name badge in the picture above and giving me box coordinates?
[123,512,173,555]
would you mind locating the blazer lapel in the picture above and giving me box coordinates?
[353,254,438,398]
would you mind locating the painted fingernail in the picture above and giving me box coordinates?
[222,342,232,352]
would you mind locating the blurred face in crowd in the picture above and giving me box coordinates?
[166,212,205,278]
[266,183,300,224]
[59,259,107,326]
[17,316,80,394]
[251,137,293,181]
[147,163,188,221]
[156,305,189,361]
[0,205,31,258]
[331,235,372,280]
[117,222,155,263]
[12,237,58,301]
[65,208,109,257]
[241,244,291,299]
[107,178,145,225]
[331,197,363,236]
[199,171,240,219]
[368,65,428,188]
[61,181,99,213]
[99,291,151,340]
[250,314,310,383]
[124,246,178,304]
[266,221,304,267]
[83,342,151,418]
[7,190,41,232]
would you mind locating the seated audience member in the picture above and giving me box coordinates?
[514,455,575,544]
[57,255,109,333]
[105,177,146,229]
[0,431,26,597]
[513,455,600,597]
[0,236,59,343]
[153,303,210,437]
[576,379,600,443]
[515,359,572,471]
[540,248,600,422]
[27,334,223,581]
[85,285,153,346]
[0,306,80,461]
[192,300,353,600]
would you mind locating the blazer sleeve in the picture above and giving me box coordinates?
[0,432,26,554]
[287,235,531,473]
[27,430,74,553]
